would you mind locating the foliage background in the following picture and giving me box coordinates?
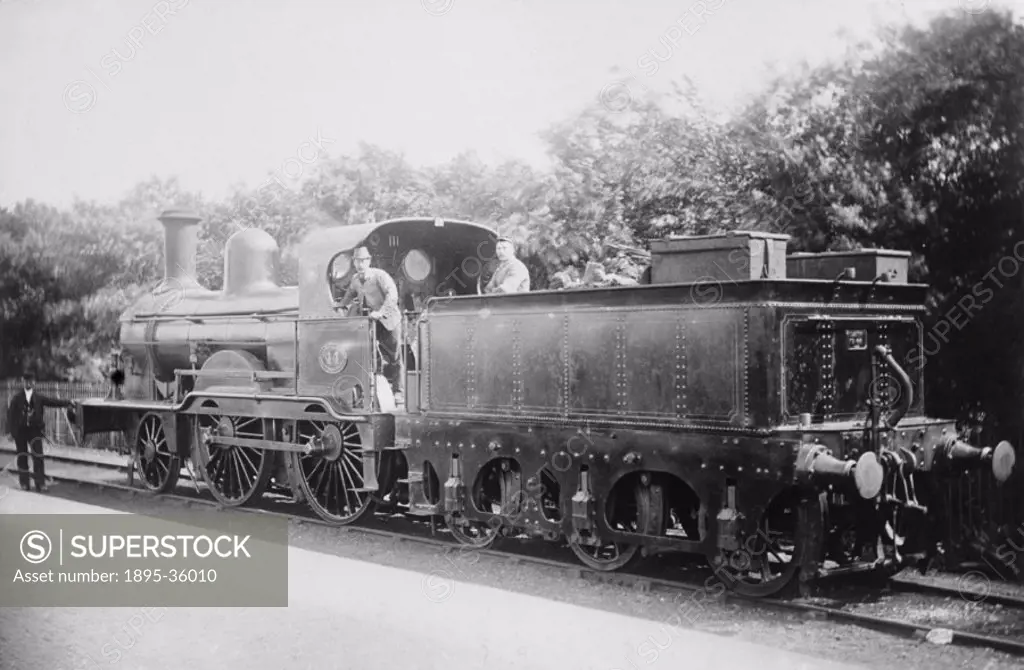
[2,8,1022,443]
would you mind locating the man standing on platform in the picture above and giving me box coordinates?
[5,373,74,493]
[336,247,404,404]
[484,236,531,294]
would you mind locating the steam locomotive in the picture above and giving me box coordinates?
[73,209,1017,597]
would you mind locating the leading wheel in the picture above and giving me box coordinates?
[568,482,651,572]
[289,419,375,525]
[133,413,180,493]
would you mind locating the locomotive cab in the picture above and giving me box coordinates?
[297,218,499,413]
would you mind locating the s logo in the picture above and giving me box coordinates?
[21,530,52,564]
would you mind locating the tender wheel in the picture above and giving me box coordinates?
[196,413,274,506]
[568,482,649,572]
[445,464,520,548]
[710,489,810,598]
[289,419,374,525]
[134,413,180,493]
[445,515,499,547]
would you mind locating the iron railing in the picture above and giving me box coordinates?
[0,378,125,451]
[939,458,1024,581]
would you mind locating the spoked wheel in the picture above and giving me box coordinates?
[569,481,652,572]
[710,489,812,598]
[196,413,274,506]
[289,419,374,525]
[445,463,520,548]
[134,413,180,493]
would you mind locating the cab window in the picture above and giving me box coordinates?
[329,252,353,301]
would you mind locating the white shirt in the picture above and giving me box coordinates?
[24,389,33,403]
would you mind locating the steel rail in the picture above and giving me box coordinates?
[0,446,129,472]
[888,576,1024,611]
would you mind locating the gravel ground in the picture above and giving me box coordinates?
[801,583,1024,640]
[3,468,1021,670]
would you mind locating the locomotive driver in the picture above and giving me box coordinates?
[336,246,404,404]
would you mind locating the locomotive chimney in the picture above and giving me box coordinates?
[158,208,203,288]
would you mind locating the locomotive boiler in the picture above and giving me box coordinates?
[74,212,1017,597]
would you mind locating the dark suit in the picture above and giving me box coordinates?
[6,388,72,490]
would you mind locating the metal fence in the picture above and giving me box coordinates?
[0,378,124,451]
[940,456,1024,581]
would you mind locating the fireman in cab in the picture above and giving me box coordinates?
[337,246,404,403]
[483,235,530,294]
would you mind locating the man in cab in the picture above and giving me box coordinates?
[335,247,404,404]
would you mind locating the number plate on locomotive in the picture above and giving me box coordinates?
[845,329,867,351]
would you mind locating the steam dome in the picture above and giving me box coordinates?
[223,227,281,296]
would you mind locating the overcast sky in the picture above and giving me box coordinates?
[0,0,1010,208]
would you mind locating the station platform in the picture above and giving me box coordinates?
[0,488,868,670]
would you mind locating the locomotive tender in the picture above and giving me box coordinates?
[74,210,1017,597]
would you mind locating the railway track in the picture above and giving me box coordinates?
[887,576,1024,611]
[0,447,128,472]
[3,446,1024,658]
